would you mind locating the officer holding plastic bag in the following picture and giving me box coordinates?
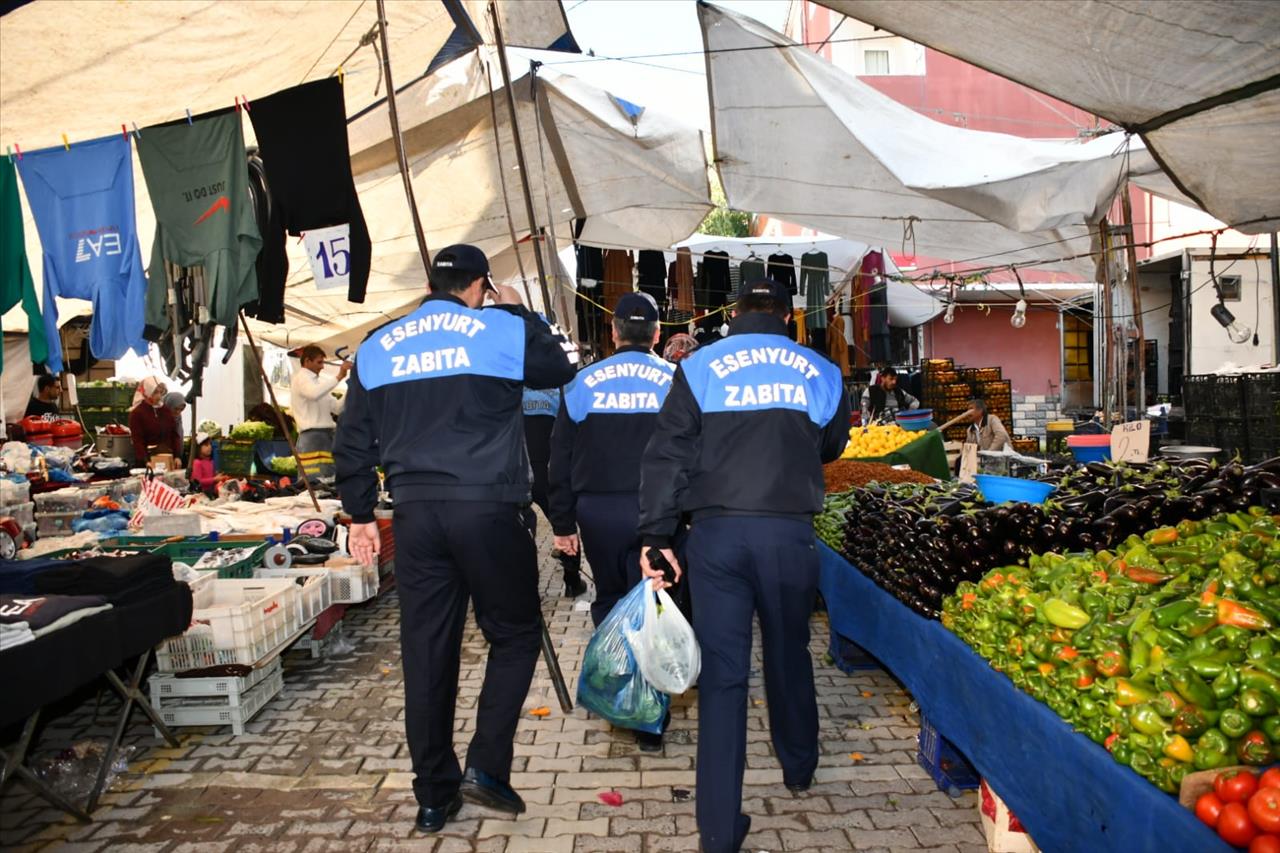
[335,245,575,835]
[548,292,675,749]
[638,279,850,853]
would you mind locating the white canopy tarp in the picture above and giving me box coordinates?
[0,3,710,358]
[671,233,942,328]
[820,0,1280,234]
[699,3,1176,281]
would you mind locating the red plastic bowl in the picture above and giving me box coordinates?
[1067,434,1111,447]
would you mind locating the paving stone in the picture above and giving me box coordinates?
[0,512,982,851]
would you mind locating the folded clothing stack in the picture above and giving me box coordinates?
[34,553,176,605]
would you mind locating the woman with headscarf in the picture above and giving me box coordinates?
[128,377,182,464]
[662,332,698,365]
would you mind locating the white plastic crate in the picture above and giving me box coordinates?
[149,657,281,702]
[35,510,82,537]
[254,568,333,623]
[152,665,284,735]
[1,479,31,505]
[329,563,379,604]
[154,578,301,672]
[1,501,35,528]
[184,570,218,609]
[33,486,107,512]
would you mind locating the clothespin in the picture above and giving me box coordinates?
[12,143,21,160]
[240,94,251,111]
[5,145,12,163]
[234,96,241,113]
[132,122,142,139]
[337,66,344,85]
[61,133,70,151]
[185,109,193,125]
[122,123,129,141]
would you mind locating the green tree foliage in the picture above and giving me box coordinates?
[699,172,753,238]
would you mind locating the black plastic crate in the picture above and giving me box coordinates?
[1245,374,1280,417]
[1211,375,1246,412]
[827,629,879,673]
[1182,374,1214,416]
[1187,416,1215,445]
[1216,420,1248,457]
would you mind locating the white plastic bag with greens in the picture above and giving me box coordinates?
[628,583,700,694]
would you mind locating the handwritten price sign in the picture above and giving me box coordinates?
[1110,420,1151,463]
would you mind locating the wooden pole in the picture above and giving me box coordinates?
[489,1,558,323]
[237,312,321,512]
[375,0,432,274]
[1121,186,1147,409]
[1099,218,1114,427]
[483,60,536,308]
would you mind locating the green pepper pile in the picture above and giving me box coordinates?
[943,508,1280,794]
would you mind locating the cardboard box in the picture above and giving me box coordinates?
[979,780,1039,853]
[150,453,176,472]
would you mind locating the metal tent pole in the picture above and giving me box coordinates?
[375,0,432,274]
[489,1,557,323]
[237,312,321,512]
[1120,187,1147,409]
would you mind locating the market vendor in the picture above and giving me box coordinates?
[24,375,61,418]
[860,366,920,423]
[128,377,182,464]
[966,398,1012,451]
[290,345,350,479]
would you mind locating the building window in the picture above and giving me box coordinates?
[864,50,890,75]
[1063,313,1093,382]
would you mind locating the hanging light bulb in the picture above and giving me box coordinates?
[1211,302,1252,344]
[1011,298,1027,329]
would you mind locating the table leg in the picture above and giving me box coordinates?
[87,651,178,813]
[1,710,92,823]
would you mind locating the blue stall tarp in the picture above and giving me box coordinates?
[817,544,1228,853]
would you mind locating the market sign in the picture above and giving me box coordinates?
[1110,420,1151,463]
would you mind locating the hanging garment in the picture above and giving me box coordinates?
[247,78,371,320]
[670,247,694,312]
[0,159,48,370]
[828,318,850,378]
[767,251,797,296]
[739,256,766,287]
[137,109,262,334]
[16,135,147,369]
[636,249,667,306]
[602,249,634,306]
[575,243,605,351]
[800,250,830,329]
[700,249,731,309]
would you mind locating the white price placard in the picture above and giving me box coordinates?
[1110,420,1151,463]
[304,224,351,291]
[959,442,979,482]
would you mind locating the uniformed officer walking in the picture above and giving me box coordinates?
[637,279,850,853]
[335,245,576,834]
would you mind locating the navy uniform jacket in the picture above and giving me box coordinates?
[335,293,576,522]
[546,345,675,535]
[638,312,850,548]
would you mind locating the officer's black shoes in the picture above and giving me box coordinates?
[459,767,526,815]
[564,575,588,598]
[635,729,664,752]
[414,795,463,833]
[785,777,813,795]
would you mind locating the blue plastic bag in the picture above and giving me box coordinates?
[577,580,670,734]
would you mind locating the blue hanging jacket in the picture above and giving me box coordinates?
[17,134,147,369]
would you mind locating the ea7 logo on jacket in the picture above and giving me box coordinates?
[73,232,122,263]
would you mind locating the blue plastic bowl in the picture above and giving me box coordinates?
[1068,445,1112,463]
[974,474,1056,505]
[898,417,933,432]
[896,409,933,431]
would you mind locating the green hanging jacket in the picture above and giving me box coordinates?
[0,158,49,370]
[136,110,261,332]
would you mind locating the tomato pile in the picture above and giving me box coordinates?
[1197,767,1280,850]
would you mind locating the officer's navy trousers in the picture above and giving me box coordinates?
[392,501,542,809]
[576,492,642,626]
[686,516,820,853]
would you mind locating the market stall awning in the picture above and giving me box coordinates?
[817,0,1280,234]
[699,2,1174,281]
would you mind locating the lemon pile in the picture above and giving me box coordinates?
[841,423,920,459]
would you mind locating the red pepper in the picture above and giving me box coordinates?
[1105,732,1120,751]
[1218,598,1273,631]
[1238,730,1275,766]
[961,592,977,610]
[1202,580,1220,607]
[1126,565,1173,584]
[1053,645,1079,662]
[1097,649,1129,678]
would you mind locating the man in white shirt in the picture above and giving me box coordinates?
[291,344,350,479]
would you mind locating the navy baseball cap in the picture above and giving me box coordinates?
[615,292,659,322]
[739,278,789,304]
[432,244,493,289]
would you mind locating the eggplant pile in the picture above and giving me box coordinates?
[819,457,1280,620]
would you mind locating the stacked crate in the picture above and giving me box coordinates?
[923,362,1013,442]
[1182,373,1278,461]
[77,382,134,433]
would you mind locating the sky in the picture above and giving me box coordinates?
[521,0,791,132]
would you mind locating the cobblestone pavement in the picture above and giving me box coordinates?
[1,522,985,852]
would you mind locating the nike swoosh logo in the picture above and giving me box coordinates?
[193,196,229,225]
